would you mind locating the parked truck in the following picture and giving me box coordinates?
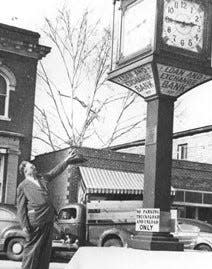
[52,200,142,253]
[52,200,201,254]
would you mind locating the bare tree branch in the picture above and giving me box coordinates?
[39,63,72,141]
[33,136,60,150]
[33,6,146,154]
[109,121,142,144]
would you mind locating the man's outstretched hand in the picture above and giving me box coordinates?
[67,150,78,160]
[65,149,87,164]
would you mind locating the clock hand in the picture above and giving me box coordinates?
[179,21,198,27]
[165,16,198,27]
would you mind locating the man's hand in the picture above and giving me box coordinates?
[67,150,78,160]
[65,149,87,164]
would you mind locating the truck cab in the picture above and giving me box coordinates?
[53,204,86,250]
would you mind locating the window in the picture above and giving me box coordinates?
[0,76,7,117]
[58,208,77,220]
[0,66,16,121]
[177,143,188,160]
[185,206,196,219]
[0,151,6,203]
[0,208,16,220]
[179,217,212,233]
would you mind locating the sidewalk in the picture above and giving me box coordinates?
[64,247,212,269]
[0,251,71,269]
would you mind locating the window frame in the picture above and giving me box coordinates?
[58,208,77,223]
[0,75,10,120]
[0,149,7,203]
[0,66,16,121]
[177,143,188,160]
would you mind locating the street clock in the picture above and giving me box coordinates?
[108,0,212,252]
[108,0,212,251]
[108,0,212,99]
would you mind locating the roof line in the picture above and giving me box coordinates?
[109,125,212,150]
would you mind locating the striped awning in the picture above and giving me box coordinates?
[79,167,175,195]
[80,167,143,195]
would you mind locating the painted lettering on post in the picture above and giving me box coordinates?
[136,208,160,232]
[158,64,212,97]
[112,64,156,98]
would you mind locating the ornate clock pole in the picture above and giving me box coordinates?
[108,0,212,251]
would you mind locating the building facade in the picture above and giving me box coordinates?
[0,23,50,204]
[110,125,212,164]
[34,146,212,225]
[33,147,145,210]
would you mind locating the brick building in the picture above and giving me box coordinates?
[0,23,50,204]
[109,125,212,164]
[33,146,212,224]
[33,147,145,209]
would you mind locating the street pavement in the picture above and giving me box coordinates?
[2,249,212,269]
[0,260,67,269]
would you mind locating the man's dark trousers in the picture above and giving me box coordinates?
[22,222,53,269]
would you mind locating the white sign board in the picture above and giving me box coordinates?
[136,208,160,232]
[158,64,212,97]
[112,64,156,98]
[170,209,178,220]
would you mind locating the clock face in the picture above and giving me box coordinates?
[162,0,205,53]
[120,0,156,58]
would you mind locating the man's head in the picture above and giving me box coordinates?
[19,161,37,177]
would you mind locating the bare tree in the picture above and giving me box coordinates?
[33,7,146,155]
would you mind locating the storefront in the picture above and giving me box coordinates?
[173,189,212,224]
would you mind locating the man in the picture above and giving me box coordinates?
[17,150,85,269]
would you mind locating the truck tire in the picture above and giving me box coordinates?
[6,237,25,261]
[195,244,212,251]
[103,238,123,247]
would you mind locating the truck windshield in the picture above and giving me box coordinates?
[59,208,77,220]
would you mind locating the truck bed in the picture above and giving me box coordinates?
[86,200,141,245]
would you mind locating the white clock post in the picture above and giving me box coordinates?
[108,0,212,251]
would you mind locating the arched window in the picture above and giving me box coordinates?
[0,66,16,121]
[0,75,7,117]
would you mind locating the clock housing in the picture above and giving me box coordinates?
[118,0,157,64]
[108,0,212,100]
[157,0,212,63]
[114,0,212,68]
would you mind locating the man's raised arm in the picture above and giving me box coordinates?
[43,150,86,181]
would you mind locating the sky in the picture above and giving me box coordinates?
[1,0,212,151]
[0,0,112,33]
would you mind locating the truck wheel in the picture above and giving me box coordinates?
[195,244,212,251]
[103,238,123,247]
[6,237,25,261]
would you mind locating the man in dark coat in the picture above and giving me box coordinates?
[17,150,84,269]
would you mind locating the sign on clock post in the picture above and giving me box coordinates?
[108,0,212,251]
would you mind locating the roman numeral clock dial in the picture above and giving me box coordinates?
[162,0,205,53]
